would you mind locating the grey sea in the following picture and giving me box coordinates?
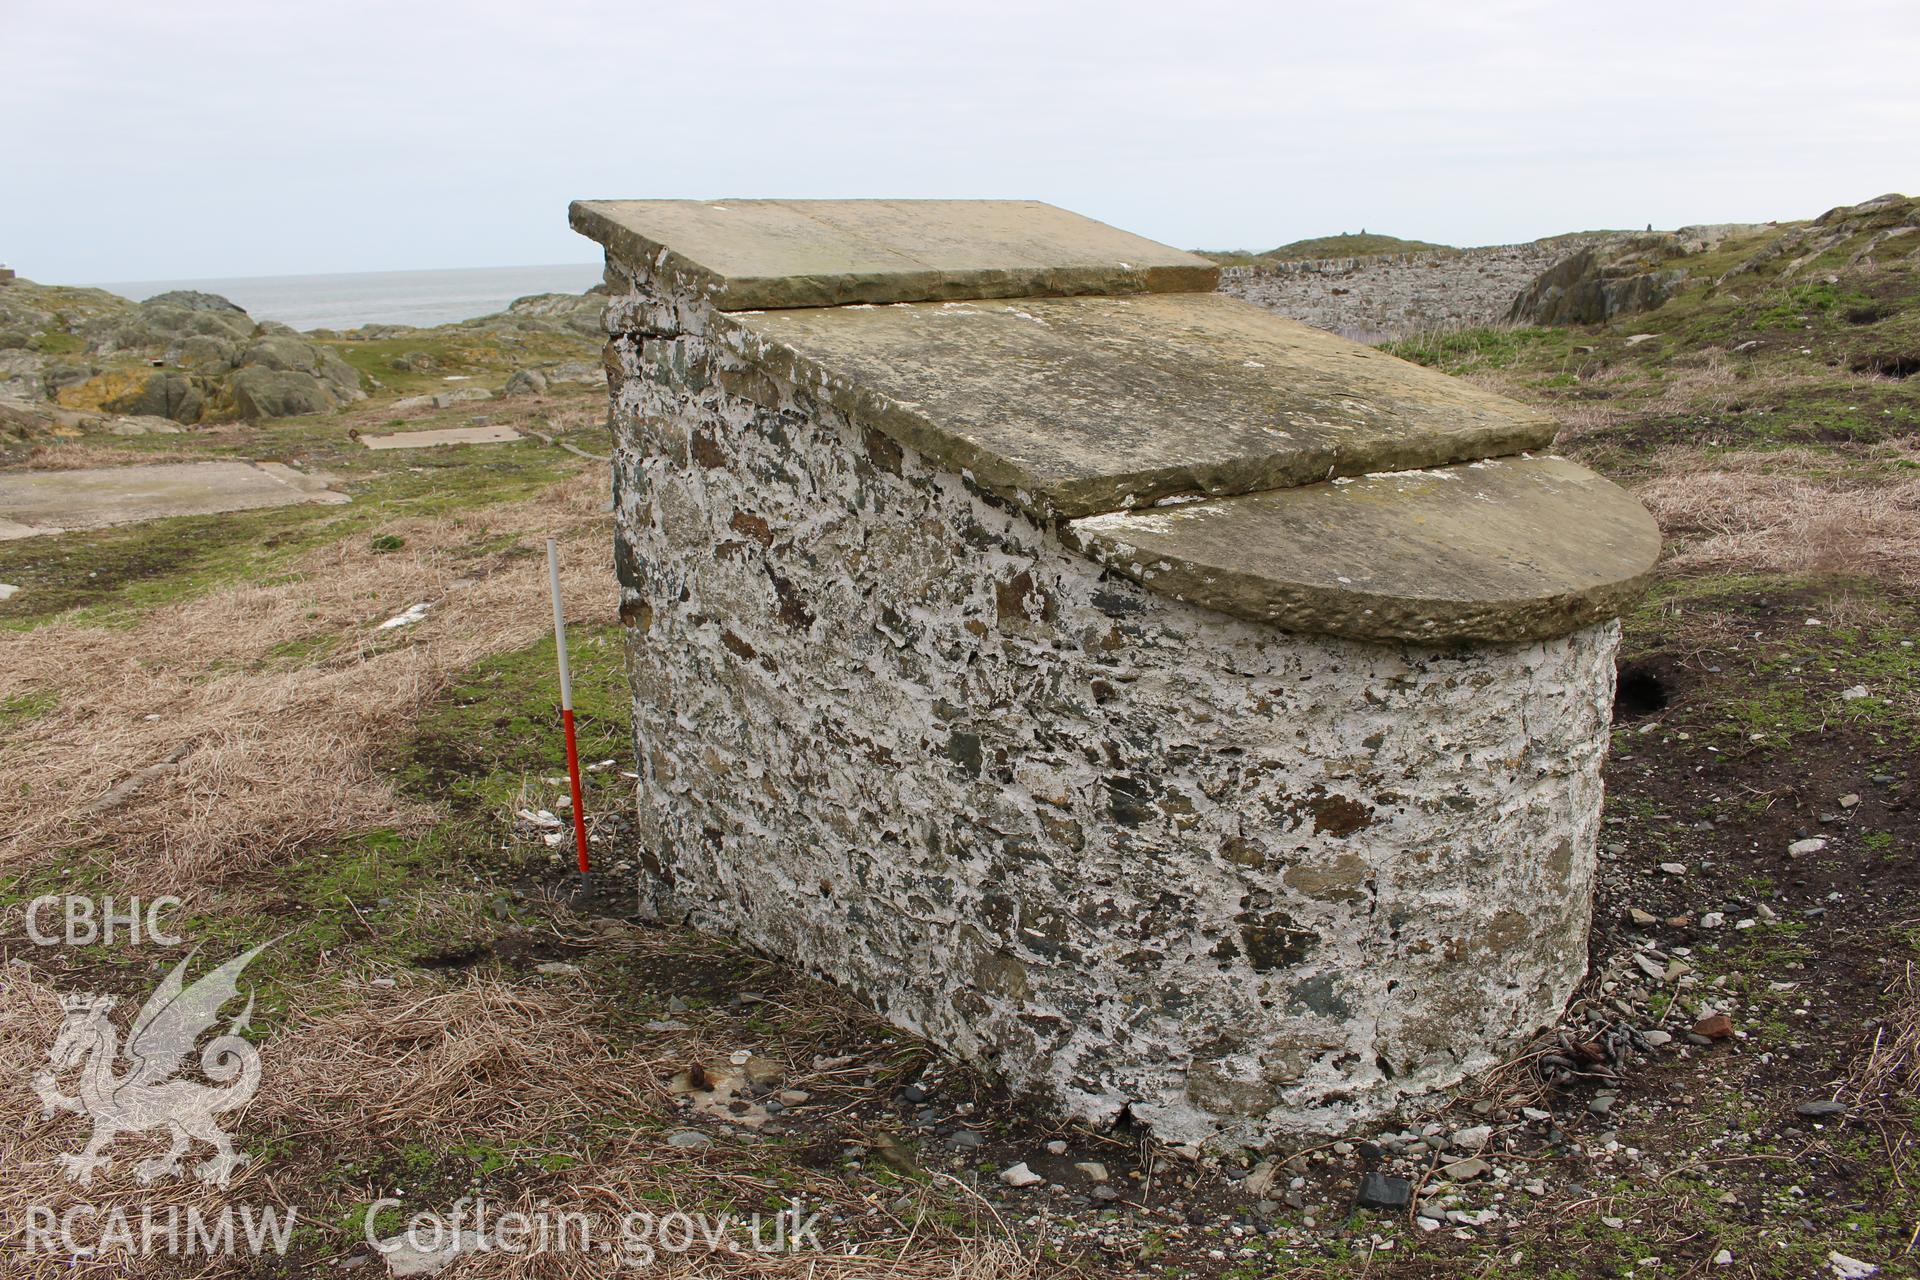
[88,263,605,332]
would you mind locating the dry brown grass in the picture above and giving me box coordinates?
[1839,954,1920,1264]
[0,488,1050,1277]
[1846,958,1920,1130]
[0,969,979,1277]
[443,1161,1041,1280]
[0,458,1044,1277]
[2,954,1040,1278]
[1548,401,1626,445]
[1631,442,1920,587]
[0,469,620,1274]
[263,980,657,1158]
[0,471,616,904]
[9,440,191,471]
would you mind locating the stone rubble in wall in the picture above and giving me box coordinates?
[598,250,1622,1149]
[1218,239,1617,342]
[926,923,1830,1264]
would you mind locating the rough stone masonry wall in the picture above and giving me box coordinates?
[1219,239,1609,342]
[602,255,1621,1148]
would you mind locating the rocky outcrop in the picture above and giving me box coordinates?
[1505,239,1691,326]
[489,289,606,338]
[330,288,607,344]
[0,280,363,423]
[1508,197,1916,327]
[1719,192,1919,282]
[225,367,341,418]
[502,368,547,397]
[501,360,606,397]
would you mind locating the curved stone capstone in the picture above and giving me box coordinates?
[1063,454,1662,643]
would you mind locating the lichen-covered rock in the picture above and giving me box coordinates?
[224,367,341,419]
[106,370,206,422]
[171,334,242,372]
[141,289,248,314]
[1507,241,1690,326]
[0,278,362,424]
[390,351,440,373]
[502,368,548,396]
[495,290,607,338]
[1721,192,1919,280]
[85,298,257,354]
[1508,198,1917,328]
[0,396,56,443]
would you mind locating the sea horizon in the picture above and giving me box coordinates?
[85,261,605,332]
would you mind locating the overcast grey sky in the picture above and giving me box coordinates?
[4,0,1915,283]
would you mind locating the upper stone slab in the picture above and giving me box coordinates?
[1064,454,1662,643]
[569,199,1219,311]
[719,292,1559,519]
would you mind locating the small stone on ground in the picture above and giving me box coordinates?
[359,425,522,450]
[1355,1171,1413,1209]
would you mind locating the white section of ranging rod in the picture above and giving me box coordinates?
[546,537,574,711]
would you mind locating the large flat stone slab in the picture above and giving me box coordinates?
[0,461,345,539]
[1064,454,1661,643]
[570,199,1218,310]
[720,292,1558,519]
[359,424,522,450]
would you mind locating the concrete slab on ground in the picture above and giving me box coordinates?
[0,461,346,539]
[358,425,523,450]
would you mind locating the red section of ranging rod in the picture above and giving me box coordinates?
[561,708,591,874]
[547,537,591,875]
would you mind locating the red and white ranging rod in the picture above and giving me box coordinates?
[546,537,592,875]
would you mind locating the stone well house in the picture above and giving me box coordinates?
[571,199,1658,1148]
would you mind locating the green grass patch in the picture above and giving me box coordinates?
[26,330,85,356]
[398,623,629,821]
[323,328,598,397]
[1752,280,1878,332]
[0,445,588,624]
[0,687,58,729]
[1381,324,1575,376]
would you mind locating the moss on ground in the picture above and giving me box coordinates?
[0,439,588,624]
[398,622,629,823]
[1380,325,1576,376]
[0,687,58,729]
[323,329,598,397]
